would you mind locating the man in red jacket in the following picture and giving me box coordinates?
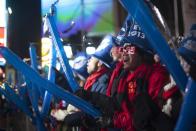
[102,17,182,131]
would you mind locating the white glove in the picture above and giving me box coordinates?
[51,109,69,121]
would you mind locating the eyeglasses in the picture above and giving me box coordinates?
[119,45,137,54]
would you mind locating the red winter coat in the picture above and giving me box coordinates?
[106,63,170,131]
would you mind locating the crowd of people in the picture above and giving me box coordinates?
[0,1,195,130]
[49,14,196,131]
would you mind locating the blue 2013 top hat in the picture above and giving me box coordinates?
[115,15,154,54]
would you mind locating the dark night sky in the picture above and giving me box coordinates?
[7,0,41,58]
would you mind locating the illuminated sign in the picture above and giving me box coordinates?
[41,0,115,37]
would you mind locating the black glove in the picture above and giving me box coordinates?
[81,114,114,130]
[81,114,97,128]
[63,111,97,128]
[63,112,85,127]
[95,116,113,128]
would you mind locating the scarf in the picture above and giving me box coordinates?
[84,66,108,91]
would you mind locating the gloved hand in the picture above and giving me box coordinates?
[81,114,97,128]
[63,111,85,127]
[95,116,113,128]
[50,109,69,121]
[63,111,97,128]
